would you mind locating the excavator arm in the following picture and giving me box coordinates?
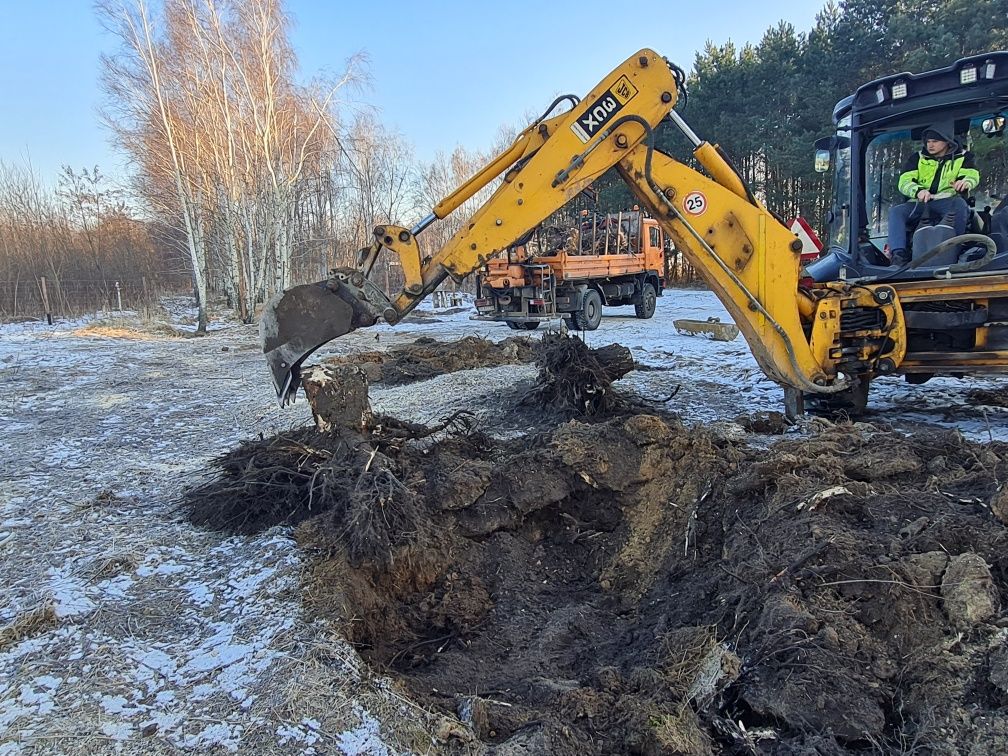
[263,48,905,408]
[616,138,905,393]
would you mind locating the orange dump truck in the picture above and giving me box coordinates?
[473,210,669,330]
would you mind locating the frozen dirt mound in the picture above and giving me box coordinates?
[327,335,535,386]
[291,418,1008,755]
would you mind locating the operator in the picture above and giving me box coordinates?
[886,123,980,266]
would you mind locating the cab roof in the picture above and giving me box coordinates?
[833,51,1008,127]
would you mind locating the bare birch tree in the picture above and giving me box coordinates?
[100,0,360,324]
[99,0,212,332]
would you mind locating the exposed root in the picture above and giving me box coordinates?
[522,332,634,416]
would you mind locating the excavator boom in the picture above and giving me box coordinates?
[262,49,686,401]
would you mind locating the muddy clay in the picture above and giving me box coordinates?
[326,335,535,386]
[185,339,1008,754]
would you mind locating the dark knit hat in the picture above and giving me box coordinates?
[922,122,957,145]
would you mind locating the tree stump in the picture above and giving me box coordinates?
[525,333,635,415]
[300,364,372,433]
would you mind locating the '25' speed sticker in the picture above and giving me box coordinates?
[683,191,707,216]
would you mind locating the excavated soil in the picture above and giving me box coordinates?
[968,386,1008,408]
[186,337,1008,754]
[325,335,535,386]
[190,416,1008,754]
[289,417,1008,755]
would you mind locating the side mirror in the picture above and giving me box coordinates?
[812,135,851,172]
[813,135,851,150]
[982,116,1006,135]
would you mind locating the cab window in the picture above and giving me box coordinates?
[864,119,1008,250]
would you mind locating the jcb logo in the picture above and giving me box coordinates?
[571,75,638,143]
[608,76,633,103]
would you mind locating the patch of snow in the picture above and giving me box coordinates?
[99,694,145,718]
[45,569,95,618]
[182,722,243,752]
[152,562,188,576]
[17,684,55,716]
[336,706,389,756]
[100,721,134,740]
[148,709,183,731]
[225,565,276,597]
[183,580,214,607]
[132,647,176,677]
[96,573,135,598]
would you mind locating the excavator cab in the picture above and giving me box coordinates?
[806,51,1008,392]
[808,53,1008,281]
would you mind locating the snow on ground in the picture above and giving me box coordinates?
[1,289,1005,754]
[0,304,443,756]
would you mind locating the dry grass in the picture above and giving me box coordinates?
[0,602,58,652]
[650,706,711,754]
[258,631,462,755]
[71,319,184,340]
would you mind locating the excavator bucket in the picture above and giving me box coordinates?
[673,317,740,342]
[260,274,384,406]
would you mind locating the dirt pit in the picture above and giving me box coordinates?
[326,334,535,386]
[186,344,1008,754]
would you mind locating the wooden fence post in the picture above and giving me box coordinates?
[39,276,52,325]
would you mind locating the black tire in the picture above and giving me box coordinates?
[572,289,603,331]
[506,321,539,330]
[634,282,657,319]
[807,377,870,418]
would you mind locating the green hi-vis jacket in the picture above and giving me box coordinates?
[898,148,980,198]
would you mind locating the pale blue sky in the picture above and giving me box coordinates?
[0,0,824,185]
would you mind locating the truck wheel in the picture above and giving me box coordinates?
[634,283,657,319]
[573,289,603,331]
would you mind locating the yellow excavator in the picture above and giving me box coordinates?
[262,48,1008,417]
